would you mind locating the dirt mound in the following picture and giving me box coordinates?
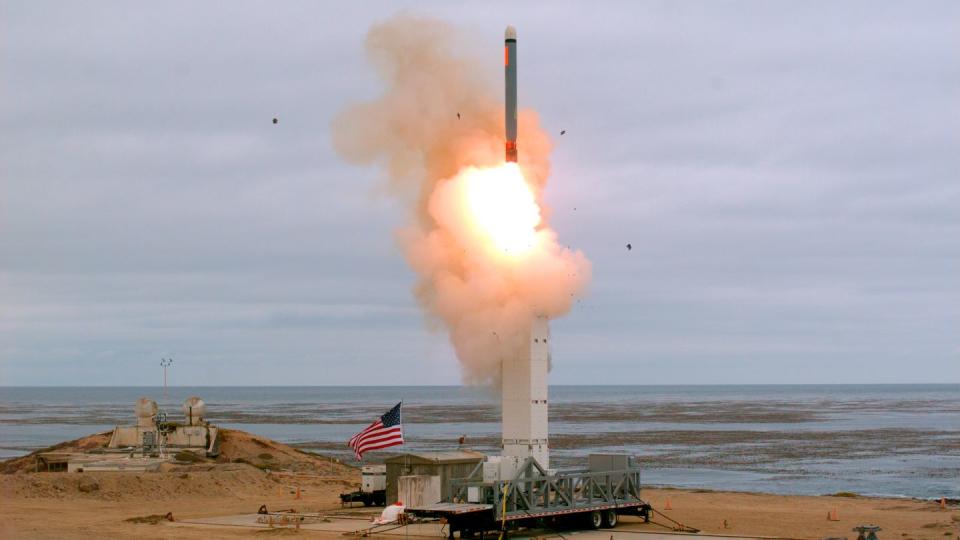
[1,428,354,477]
[0,431,112,474]
[0,428,358,505]
[0,464,280,501]
[216,428,351,475]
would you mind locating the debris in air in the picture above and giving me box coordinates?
[560,130,566,135]
[272,118,278,124]
[626,243,632,251]
[457,112,461,120]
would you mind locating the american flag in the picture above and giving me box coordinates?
[348,402,404,460]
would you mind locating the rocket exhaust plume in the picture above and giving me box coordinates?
[333,15,591,385]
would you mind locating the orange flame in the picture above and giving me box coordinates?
[430,163,542,260]
[462,164,540,256]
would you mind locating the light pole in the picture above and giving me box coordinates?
[160,358,173,399]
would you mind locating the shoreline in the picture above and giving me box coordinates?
[2,432,957,502]
[645,484,960,504]
[3,384,956,500]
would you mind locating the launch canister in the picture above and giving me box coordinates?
[505,25,518,162]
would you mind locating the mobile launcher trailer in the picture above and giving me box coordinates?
[405,454,651,539]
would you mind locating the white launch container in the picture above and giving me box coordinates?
[501,317,550,469]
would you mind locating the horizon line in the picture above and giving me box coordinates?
[1,382,957,388]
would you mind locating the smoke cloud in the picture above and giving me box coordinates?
[333,15,590,384]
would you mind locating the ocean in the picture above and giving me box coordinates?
[1,384,957,499]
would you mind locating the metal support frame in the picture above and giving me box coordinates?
[450,458,643,521]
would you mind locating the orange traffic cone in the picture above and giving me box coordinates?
[827,508,839,521]
[664,497,673,510]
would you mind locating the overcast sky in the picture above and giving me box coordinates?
[2,1,958,386]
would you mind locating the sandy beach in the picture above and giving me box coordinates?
[1,429,956,540]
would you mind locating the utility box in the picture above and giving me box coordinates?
[483,455,525,482]
[482,457,501,483]
[588,453,633,482]
[588,453,631,471]
[398,475,441,508]
[362,464,386,492]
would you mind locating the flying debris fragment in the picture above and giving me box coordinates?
[560,130,566,135]
[272,118,278,124]
[457,112,461,120]
[626,243,632,251]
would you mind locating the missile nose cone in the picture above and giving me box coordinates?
[505,25,517,40]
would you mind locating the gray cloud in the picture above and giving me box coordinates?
[1,1,958,385]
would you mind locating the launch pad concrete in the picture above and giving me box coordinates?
[175,513,776,540]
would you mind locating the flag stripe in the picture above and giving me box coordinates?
[354,428,403,450]
[353,426,401,446]
[348,421,382,446]
[350,420,382,440]
[356,438,404,454]
[355,435,403,454]
[352,434,404,459]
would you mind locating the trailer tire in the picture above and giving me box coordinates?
[587,511,603,530]
[602,510,618,528]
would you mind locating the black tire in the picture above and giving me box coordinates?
[602,510,618,528]
[363,499,372,507]
[587,511,603,530]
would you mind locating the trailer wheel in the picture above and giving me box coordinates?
[602,510,618,528]
[587,511,603,530]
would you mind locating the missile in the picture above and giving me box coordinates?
[505,25,518,163]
